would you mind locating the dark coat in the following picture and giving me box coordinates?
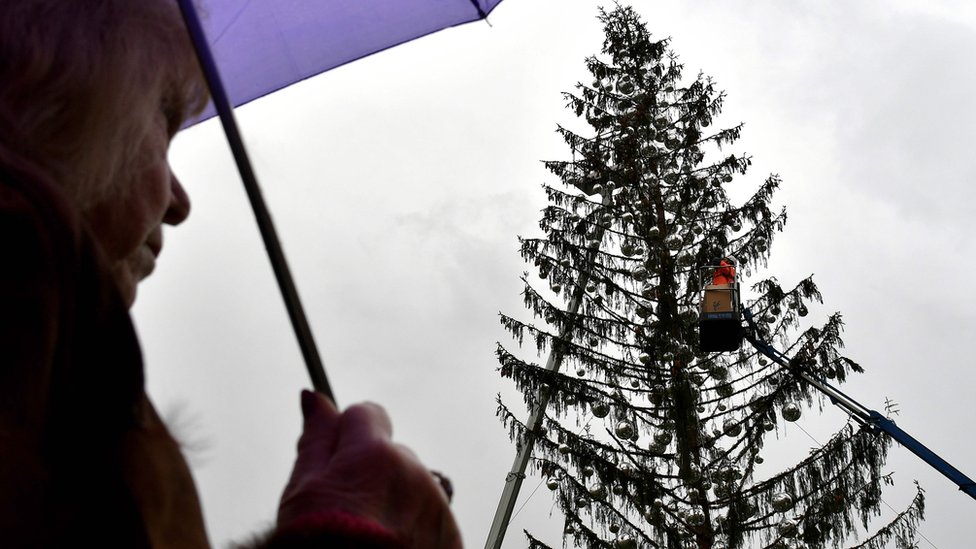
[0,159,209,548]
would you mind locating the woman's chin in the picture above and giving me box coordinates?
[110,264,142,309]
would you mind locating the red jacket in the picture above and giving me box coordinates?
[712,260,736,286]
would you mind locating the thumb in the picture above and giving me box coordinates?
[295,389,341,464]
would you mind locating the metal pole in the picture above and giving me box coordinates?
[485,196,610,549]
[176,0,335,402]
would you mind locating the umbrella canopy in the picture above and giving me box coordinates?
[176,0,504,400]
[193,0,503,121]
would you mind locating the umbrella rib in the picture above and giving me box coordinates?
[212,0,254,46]
[177,0,336,403]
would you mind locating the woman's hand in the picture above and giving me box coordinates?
[276,390,462,549]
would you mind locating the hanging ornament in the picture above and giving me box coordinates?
[615,421,636,439]
[771,493,794,513]
[754,455,764,464]
[614,537,637,549]
[591,402,610,418]
[609,522,620,534]
[638,353,652,364]
[778,520,798,538]
[722,418,742,437]
[631,267,648,281]
[710,365,729,380]
[621,243,636,256]
[630,379,640,389]
[782,403,801,422]
[588,483,607,499]
[577,368,586,377]
[575,496,588,509]
[558,444,571,455]
[586,283,597,293]
[550,283,562,293]
[546,479,559,490]
[653,431,673,446]
[798,304,809,317]
[588,337,600,347]
[686,510,706,527]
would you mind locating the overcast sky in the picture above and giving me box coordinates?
[138,1,975,547]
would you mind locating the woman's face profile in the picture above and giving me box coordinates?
[83,100,191,307]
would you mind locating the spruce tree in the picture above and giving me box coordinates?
[495,6,925,549]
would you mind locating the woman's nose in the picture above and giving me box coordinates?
[164,169,191,225]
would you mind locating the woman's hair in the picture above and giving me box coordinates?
[0,0,209,206]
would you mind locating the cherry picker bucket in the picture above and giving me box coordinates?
[699,259,743,352]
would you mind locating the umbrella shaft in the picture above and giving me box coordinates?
[176,0,335,403]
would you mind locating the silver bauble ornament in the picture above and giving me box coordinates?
[615,537,637,549]
[710,365,729,380]
[546,479,559,490]
[588,483,607,499]
[771,493,794,513]
[722,418,742,437]
[615,421,635,439]
[591,403,610,418]
[782,403,802,422]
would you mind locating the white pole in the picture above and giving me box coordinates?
[485,192,610,549]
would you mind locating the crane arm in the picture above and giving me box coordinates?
[741,308,976,501]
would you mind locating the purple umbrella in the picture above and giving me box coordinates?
[176,0,504,401]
